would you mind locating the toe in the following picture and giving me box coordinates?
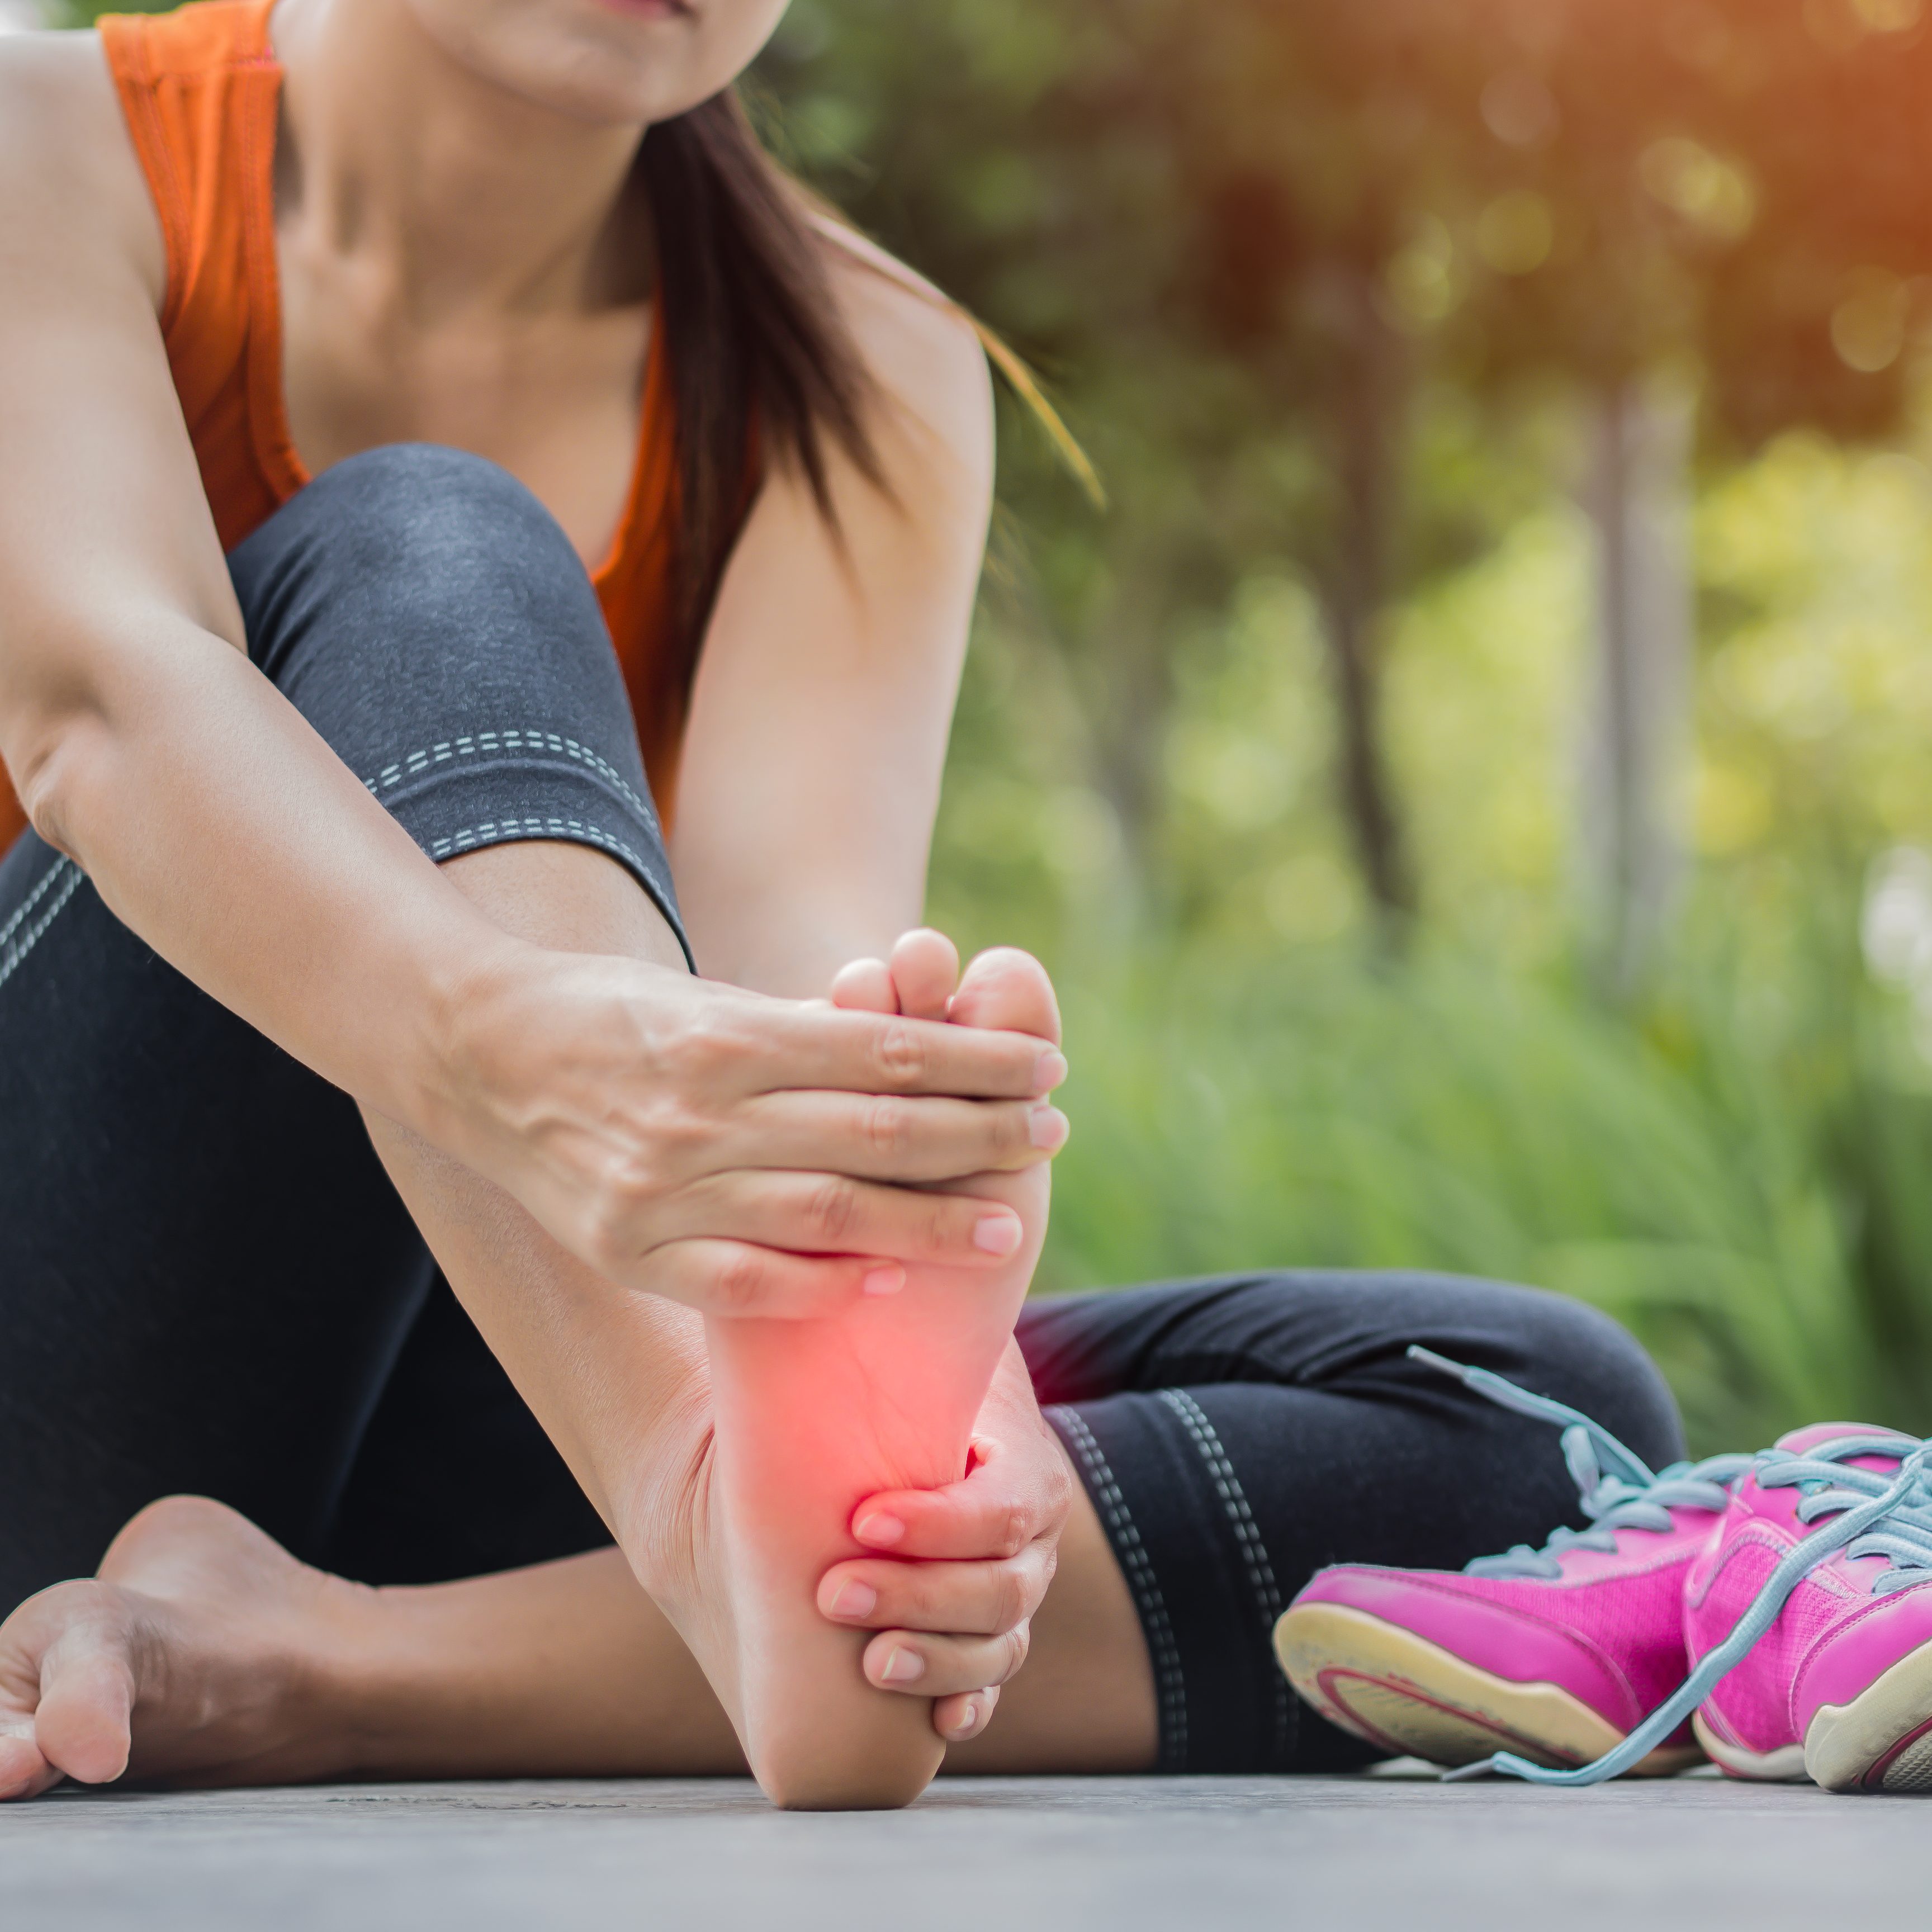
[887,930,959,1020]
[33,1632,136,1787]
[828,958,898,1014]
[949,948,1060,1045]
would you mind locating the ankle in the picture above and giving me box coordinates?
[281,1573,399,1781]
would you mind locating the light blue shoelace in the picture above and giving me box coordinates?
[1405,1346,1932,1786]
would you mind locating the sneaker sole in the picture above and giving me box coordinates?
[1275,1602,1699,1775]
[1688,1713,1807,1783]
[1803,1640,1932,1794]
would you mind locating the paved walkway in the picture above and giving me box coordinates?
[0,1769,1906,1930]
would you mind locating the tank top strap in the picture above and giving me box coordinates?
[99,1,296,550]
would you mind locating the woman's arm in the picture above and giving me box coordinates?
[666,244,1077,1734]
[670,241,995,999]
[0,39,1054,1321]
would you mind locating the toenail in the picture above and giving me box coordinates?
[946,1699,981,1738]
[854,1512,905,1547]
[879,1647,925,1684]
[828,1579,878,1620]
[862,1265,905,1297]
[1034,1050,1068,1092]
[1029,1105,1069,1150]
[973,1213,1022,1256]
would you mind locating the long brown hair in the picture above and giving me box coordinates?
[637,91,880,689]
[635,89,1100,697]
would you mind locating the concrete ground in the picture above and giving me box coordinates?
[0,1767,1914,1931]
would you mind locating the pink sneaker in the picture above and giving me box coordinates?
[1685,1423,1932,1793]
[1275,1348,1748,1775]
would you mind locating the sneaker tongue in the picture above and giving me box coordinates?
[1773,1421,1915,1460]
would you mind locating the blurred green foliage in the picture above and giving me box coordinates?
[58,0,1932,1449]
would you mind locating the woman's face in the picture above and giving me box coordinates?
[403,0,792,125]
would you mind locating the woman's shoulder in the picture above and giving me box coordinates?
[811,216,993,481]
[0,31,164,295]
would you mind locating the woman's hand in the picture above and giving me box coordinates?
[424,943,1068,1320]
[813,1338,1074,1744]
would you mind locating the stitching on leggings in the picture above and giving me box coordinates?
[1158,1388,1295,1767]
[363,729,656,826]
[0,859,82,994]
[0,855,74,954]
[1046,1403,1188,1772]
[427,817,655,881]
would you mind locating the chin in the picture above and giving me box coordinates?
[404,0,790,126]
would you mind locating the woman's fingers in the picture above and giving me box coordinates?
[861,1623,1031,1699]
[817,1539,1055,1639]
[724,1092,1068,1183]
[931,1685,1000,1744]
[644,1238,914,1319]
[743,998,1065,1102]
[664,1170,1023,1268]
[850,1431,1073,1564]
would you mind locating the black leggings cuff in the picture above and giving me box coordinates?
[1045,1395,1312,1775]
[361,727,689,967]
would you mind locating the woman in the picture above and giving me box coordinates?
[0,0,1683,1807]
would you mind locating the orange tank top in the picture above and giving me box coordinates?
[16,1,697,853]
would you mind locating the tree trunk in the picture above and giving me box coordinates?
[1318,264,1414,928]
[1578,376,1693,996]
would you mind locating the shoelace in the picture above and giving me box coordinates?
[1407,1347,1932,1787]
[1405,1347,1752,1580]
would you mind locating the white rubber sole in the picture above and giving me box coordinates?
[1696,1635,1932,1793]
[1274,1601,1699,1775]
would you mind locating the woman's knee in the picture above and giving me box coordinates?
[1479,1285,1686,1471]
[224,444,683,950]
[229,444,614,701]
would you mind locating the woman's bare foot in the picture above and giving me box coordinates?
[655,933,1057,1808]
[0,1496,364,1800]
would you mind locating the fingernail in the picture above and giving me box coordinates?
[828,1579,877,1621]
[973,1213,1022,1256]
[879,1646,925,1684]
[946,1698,981,1739]
[854,1512,905,1547]
[1035,1050,1068,1092]
[862,1265,905,1297]
[1029,1105,1069,1151]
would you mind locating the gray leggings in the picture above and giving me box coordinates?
[0,447,1683,1776]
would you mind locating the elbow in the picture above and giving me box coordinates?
[2,676,114,863]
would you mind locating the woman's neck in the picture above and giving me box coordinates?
[271,0,652,324]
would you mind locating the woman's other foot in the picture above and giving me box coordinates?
[0,1496,363,1799]
[679,931,1058,1807]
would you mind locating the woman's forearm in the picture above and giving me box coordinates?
[16,612,524,1139]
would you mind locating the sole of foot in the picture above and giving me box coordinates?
[693,934,1057,1809]
[1274,1602,1701,1776]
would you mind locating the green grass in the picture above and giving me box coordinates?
[1031,933,1932,1456]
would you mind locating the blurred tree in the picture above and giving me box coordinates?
[764,0,1932,963]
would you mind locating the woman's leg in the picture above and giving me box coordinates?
[995,1270,1683,1774]
[0,830,441,1611]
[221,444,1048,1807]
[0,1267,1678,1789]
[0,443,681,1614]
